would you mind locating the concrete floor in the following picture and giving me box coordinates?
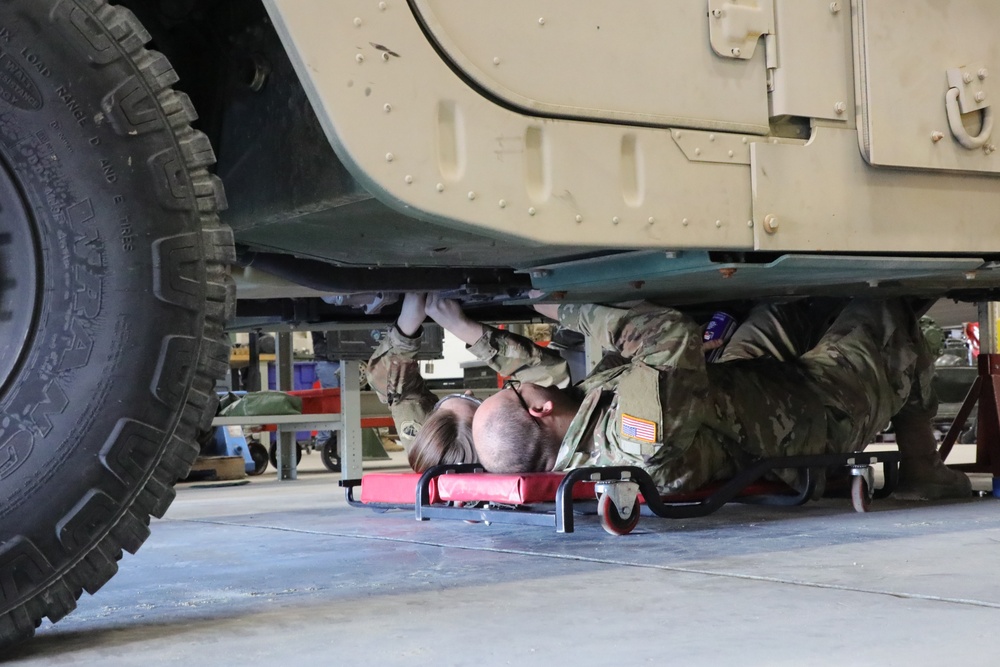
[6,446,1000,667]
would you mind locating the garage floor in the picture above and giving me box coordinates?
[6,446,999,667]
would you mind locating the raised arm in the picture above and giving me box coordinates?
[427,294,571,388]
[365,293,438,450]
[557,303,703,372]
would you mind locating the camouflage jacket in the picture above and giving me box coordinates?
[366,324,570,452]
[552,301,929,494]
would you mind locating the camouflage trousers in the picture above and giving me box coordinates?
[648,299,934,493]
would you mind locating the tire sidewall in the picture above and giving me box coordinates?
[0,1,206,597]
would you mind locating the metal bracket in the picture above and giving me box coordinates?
[848,464,875,491]
[947,63,991,115]
[670,128,752,165]
[708,0,774,60]
[945,63,995,151]
[595,480,640,519]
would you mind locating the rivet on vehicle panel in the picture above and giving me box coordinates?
[612,216,620,225]
[763,214,779,233]
[829,2,840,13]
[694,148,702,156]
[728,150,735,158]
[747,220,754,227]
[467,191,476,200]
[575,215,583,223]
[385,153,394,162]
[499,199,507,208]
[715,220,722,228]
[979,68,989,80]
[976,91,987,102]
[682,218,689,226]
[834,102,846,115]
[986,144,997,154]
[648,217,655,224]
[964,73,974,84]
[538,17,545,25]
[931,131,945,143]
[356,54,365,63]
[382,53,390,61]
[353,17,362,27]
[731,47,741,57]
[404,175,413,184]
[674,130,683,138]
[528,207,537,216]
[436,183,445,192]
[384,103,392,112]
[712,9,723,18]
[379,1,387,10]
[742,137,749,144]
[708,134,716,142]
[493,57,501,66]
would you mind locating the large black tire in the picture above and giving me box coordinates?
[0,0,234,647]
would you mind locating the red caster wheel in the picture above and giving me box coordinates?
[850,475,872,513]
[598,493,641,535]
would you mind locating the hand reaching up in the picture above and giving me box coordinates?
[426,293,485,345]
[396,292,427,337]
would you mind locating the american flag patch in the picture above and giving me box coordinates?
[621,413,657,443]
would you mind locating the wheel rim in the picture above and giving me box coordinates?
[0,155,39,394]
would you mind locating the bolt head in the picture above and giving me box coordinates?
[763,214,779,233]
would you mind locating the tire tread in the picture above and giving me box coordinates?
[0,0,234,646]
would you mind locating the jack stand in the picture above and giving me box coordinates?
[938,353,1000,496]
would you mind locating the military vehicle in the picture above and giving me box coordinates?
[3,0,999,646]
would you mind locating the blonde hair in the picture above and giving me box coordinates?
[407,409,477,472]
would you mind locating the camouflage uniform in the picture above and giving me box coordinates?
[553,299,934,494]
[366,324,570,453]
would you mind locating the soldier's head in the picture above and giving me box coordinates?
[407,393,480,472]
[471,381,575,473]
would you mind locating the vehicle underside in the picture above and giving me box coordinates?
[118,0,1000,330]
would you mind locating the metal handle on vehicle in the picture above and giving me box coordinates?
[946,86,994,150]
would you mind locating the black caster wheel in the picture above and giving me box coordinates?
[321,436,341,473]
[850,475,872,513]
[248,442,269,476]
[598,493,641,535]
[269,442,303,469]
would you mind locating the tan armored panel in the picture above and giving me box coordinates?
[264,0,1000,257]
[854,0,1000,173]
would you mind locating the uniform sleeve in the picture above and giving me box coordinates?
[558,303,704,372]
[466,326,572,388]
[365,325,438,451]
